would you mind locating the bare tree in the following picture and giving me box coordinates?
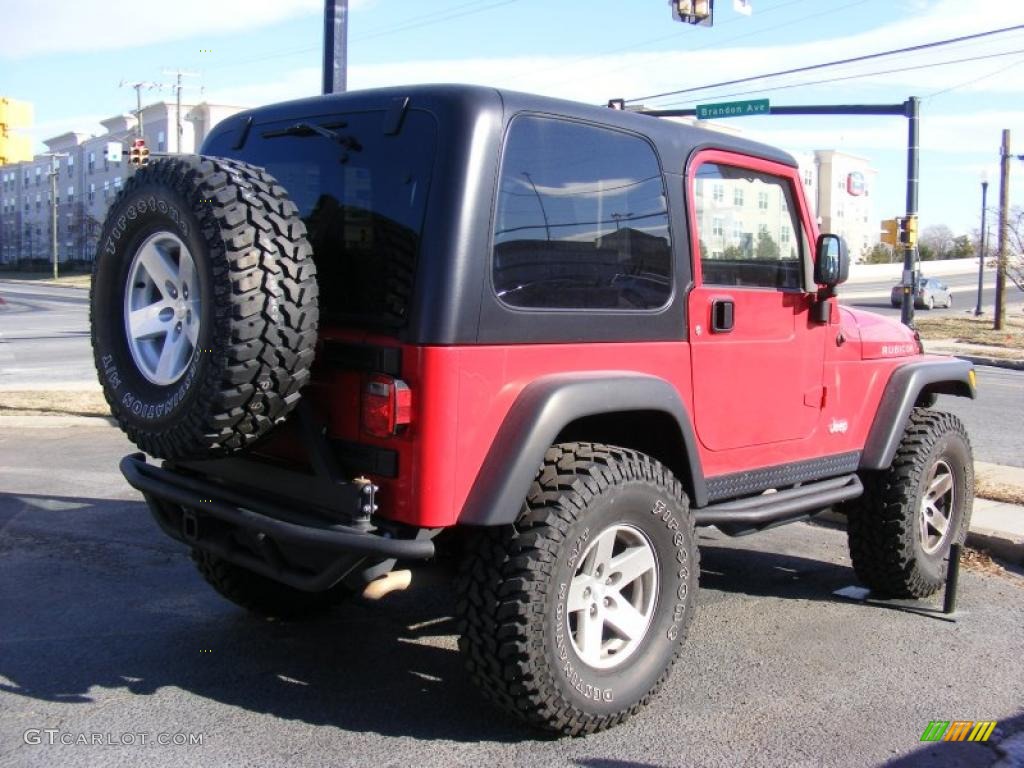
[919,224,956,260]
[1007,206,1024,293]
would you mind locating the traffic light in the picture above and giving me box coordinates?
[880,219,899,246]
[128,139,149,166]
[672,0,714,25]
[900,214,918,247]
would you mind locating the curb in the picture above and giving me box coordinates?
[949,353,1024,371]
[967,526,1024,566]
[921,341,1024,371]
[0,278,90,290]
[0,414,116,428]
[815,510,1024,565]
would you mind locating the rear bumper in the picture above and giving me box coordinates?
[121,453,435,591]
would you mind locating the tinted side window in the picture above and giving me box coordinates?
[204,110,436,329]
[694,163,803,290]
[493,116,671,310]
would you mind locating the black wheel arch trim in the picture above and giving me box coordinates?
[459,373,707,525]
[860,358,975,471]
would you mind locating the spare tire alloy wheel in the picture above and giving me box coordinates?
[91,156,319,460]
[124,231,200,386]
[458,443,698,736]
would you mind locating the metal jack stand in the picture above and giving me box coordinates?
[833,543,963,622]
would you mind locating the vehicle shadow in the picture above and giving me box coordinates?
[883,710,1023,767]
[696,526,861,602]
[0,492,539,744]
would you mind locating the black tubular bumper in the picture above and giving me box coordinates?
[120,453,435,590]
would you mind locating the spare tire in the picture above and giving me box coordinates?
[90,155,318,460]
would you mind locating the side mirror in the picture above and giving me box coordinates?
[814,233,849,288]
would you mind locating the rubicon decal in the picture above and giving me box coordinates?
[920,720,997,742]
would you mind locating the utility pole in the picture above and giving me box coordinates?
[120,81,159,140]
[994,130,1011,331]
[975,177,988,316]
[162,69,200,153]
[43,152,68,280]
[323,0,349,94]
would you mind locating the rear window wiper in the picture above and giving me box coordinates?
[262,121,362,155]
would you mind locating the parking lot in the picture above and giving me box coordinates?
[2,420,1022,768]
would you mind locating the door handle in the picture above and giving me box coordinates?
[711,299,734,333]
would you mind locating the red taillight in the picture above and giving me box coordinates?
[361,374,412,437]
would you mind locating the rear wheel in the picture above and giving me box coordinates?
[844,409,973,598]
[457,443,698,735]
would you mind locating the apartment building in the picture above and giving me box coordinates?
[0,100,242,265]
[812,149,878,260]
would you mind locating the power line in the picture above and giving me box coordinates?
[506,0,813,86]
[355,0,520,42]
[625,23,1024,103]
[926,55,1024,100]
[654,47,1024,107]
[355,0,500,38]
[560,0,869,96]
[203,0,521,72]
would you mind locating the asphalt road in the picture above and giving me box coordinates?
[838,270,1013,319]
[1,422,1022,768]
[0,281,94,389]
[939,366,1024,468]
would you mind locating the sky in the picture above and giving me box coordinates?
[1,0,1022,238]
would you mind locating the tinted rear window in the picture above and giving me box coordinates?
[203,109,436,329]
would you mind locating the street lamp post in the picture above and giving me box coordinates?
[975,176,988,316]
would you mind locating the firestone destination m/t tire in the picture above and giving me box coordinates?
[844,409,974,598]
[457,443,699,736]
[90,156,318,460]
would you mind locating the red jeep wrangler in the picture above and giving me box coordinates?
[91,85,975,736]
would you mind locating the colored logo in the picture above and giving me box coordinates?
[847,172,865,196]
[920,720,997,742]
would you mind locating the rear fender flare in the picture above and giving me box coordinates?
[458,373,707,526]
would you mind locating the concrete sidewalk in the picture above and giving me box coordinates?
[970,497,1024,565]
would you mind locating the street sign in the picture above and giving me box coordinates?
[696,98,769,120]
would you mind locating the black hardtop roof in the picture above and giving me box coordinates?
[219,83,797,170]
